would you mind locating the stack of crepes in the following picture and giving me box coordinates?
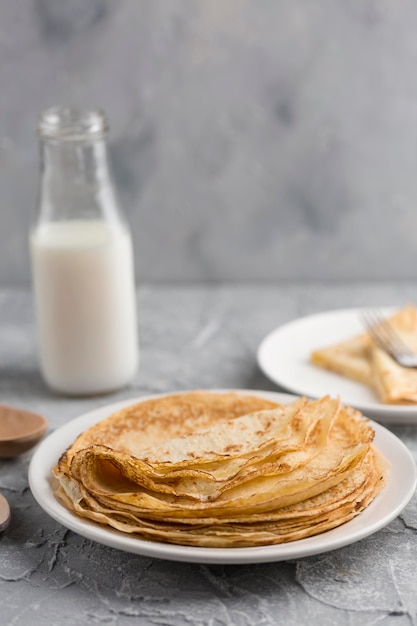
[53,391,386,548]
[311,305,417,404]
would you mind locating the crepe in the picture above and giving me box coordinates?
[311,333,372,386]
[57,391,279,476]
[311,305,417,404]
[371,347,417,404]
[52,392,386,547]
[54,447,383,547]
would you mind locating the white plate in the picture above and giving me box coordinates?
[257,308,417,424]
[29,390,416,564]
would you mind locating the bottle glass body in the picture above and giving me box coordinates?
[31,107,138,395]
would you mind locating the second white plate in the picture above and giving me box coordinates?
[257,308,417,423]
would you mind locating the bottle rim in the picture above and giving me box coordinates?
[37,106,108,140]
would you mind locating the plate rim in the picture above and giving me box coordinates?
[28,388,417,565]
[257,306,417,420]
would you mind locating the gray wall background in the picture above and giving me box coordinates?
[1,0,417,285]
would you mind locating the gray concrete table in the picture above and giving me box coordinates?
[1,283,417,626]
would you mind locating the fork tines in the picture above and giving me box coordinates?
[361,309,413,358]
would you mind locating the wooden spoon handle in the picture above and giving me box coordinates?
[0,493,11,532]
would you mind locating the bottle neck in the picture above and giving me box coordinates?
[36,136,123,227]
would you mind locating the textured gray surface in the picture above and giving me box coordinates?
[1,283,417,625]
[2,1,417,284]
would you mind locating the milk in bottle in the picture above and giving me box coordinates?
[31,107,138,395]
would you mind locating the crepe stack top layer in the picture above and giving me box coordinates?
[311,305,417,404]
[53,391,387,548]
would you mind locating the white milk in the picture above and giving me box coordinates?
[31,220,138,395]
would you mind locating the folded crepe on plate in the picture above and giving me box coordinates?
[52,391,387,547]
[311,333,373,386]
[311,305,417,404]
[371,347,417,404]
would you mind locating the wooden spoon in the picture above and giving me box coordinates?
[0,404,48,458]
[0,493,10,531]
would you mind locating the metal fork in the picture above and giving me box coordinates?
[361,309,417,368]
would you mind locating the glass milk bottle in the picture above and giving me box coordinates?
[30,106,139,395]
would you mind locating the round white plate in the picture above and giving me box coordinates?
[29,390,416,564]
[257,308,417,424]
